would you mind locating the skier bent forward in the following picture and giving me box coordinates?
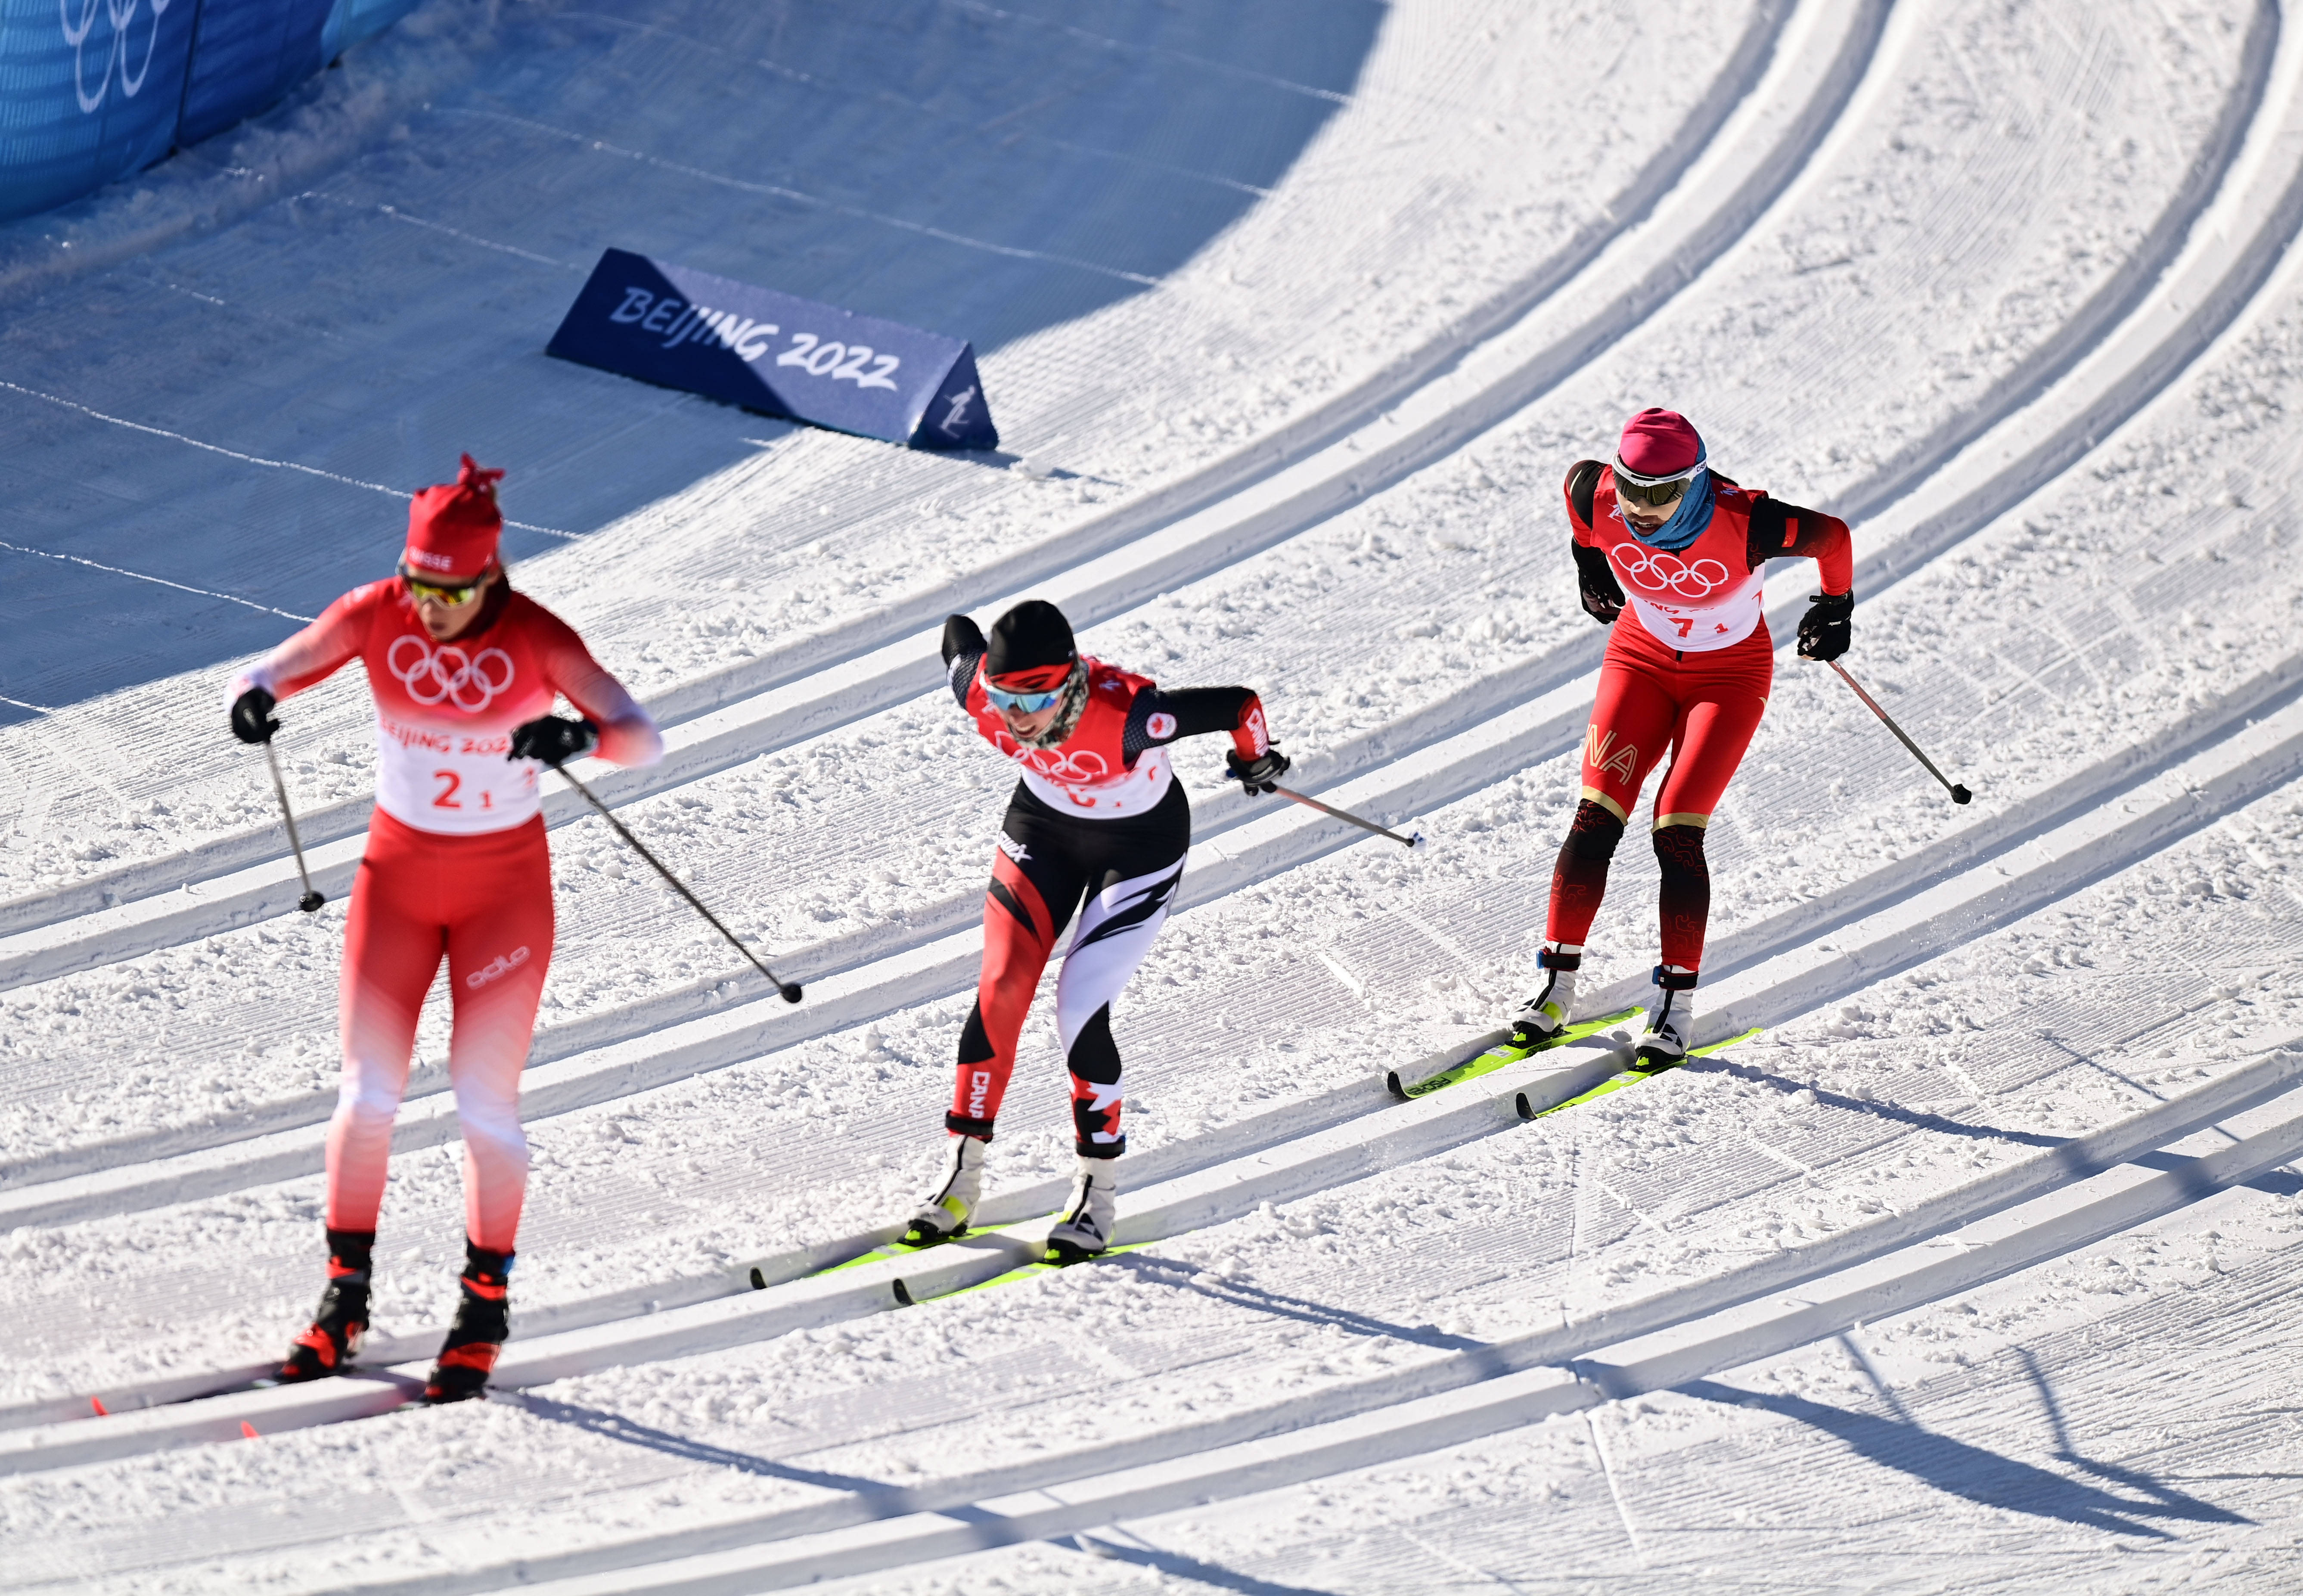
[906,599,1289,1262]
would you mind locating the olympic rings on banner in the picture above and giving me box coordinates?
[388,634,517,711]
[1607,544,1733,599]
[61,0,173,115]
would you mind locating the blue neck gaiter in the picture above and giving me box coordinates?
[1626,463,1714,552]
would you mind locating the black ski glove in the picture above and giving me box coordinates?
[231,686,279,745]
[941,612,986,664]
[1797,591,1853,661]
[1571,543,1624,626]
[509,715,598,767]
[1226,746,1291,795]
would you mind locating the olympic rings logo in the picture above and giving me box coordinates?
[61,0,173,115]
[1608,543,1733,599]
[1022,747,1111,784]
[387,635,516,712]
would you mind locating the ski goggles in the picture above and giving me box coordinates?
[1612,459,1696,509]
[984,680,1068,714]
[398,562,488,605]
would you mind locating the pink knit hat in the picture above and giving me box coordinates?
[1615,408,1704,482]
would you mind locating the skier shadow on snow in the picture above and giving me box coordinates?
[498,1390,1348,1593]
[498,1388,996,1515]
[1063,1534,1349,1596]
[1677,1374,2249,1540]
[1117,1253,1491,1351]
[1707,1062,2303,1198]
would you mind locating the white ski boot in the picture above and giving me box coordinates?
[903,1134,986,1245]
[1508,943,1582,1050]
[1044,1155,1119,1264]
[1635,965,1697,1070]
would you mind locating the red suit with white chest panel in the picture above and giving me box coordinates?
[1555,456,1852,971]
[242,579,658,832]
[236,580,660,1250]
[1582,476,1772,653]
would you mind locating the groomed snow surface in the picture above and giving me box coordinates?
[4,0,2303,1588]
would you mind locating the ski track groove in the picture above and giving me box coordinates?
[435,1085,2303,1596]
[0,0,1807,948]
[1,0,2278,1204]
[0,0,2290,1407]
[3,3,2297,1584]
[8,686,2303,1473]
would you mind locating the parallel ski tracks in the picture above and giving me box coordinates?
[7,0,2300,1215]
[9,686,2303,1473]
[8,6,2303,1578]
[5,0,2294,1226]
[11,1032,2301,1593]
[465,1078,2303,1596]
[2,0,1880,979]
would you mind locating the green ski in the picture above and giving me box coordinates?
[892,1239,1160,1307]
[1515,1027,1763,1121]
[748,1216,1034,1291]
[1388,1007,1644,1101]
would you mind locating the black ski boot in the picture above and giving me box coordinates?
[277,1228,375,1384]
[424,1240,512,1404]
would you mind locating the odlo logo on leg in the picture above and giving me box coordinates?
[966,1069,993,1118]
[465,947,532,990]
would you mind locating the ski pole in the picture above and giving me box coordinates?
[1827,660,1971,804]
[1270,785,1427,849]
[261,740,327,913]
[552,765,803,1003]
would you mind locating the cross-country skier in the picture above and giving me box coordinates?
[1511,408,1852,1065]
[906,600,1288,1261]
[228,456,661,1402]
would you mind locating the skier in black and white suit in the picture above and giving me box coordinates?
[910,599,1290,1261]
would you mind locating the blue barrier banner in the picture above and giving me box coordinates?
[322,0,417,59]
[177,0,335,145]
[546,249,999,452]
[0,0,197,222]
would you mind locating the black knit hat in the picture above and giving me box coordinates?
[985,600,1077,690]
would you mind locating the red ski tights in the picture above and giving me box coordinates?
[1546,619,1771,971]
[328,810,552,1251]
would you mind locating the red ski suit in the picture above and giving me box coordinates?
[1551,463,1851,969]
[236,580,660,1249]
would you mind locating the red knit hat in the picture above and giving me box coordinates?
[403,454,506,581]
[1615,408,1704,482]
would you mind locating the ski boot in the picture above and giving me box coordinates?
[902,1134,986,1245]
[1045,1155,1119,1264]
[276,1228,374,1384]
[1508,944,1582,1050]
[1634,965,1698,1071]
[423,1241,512,1404]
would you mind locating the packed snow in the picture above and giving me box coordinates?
[2,0,2301,1590]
